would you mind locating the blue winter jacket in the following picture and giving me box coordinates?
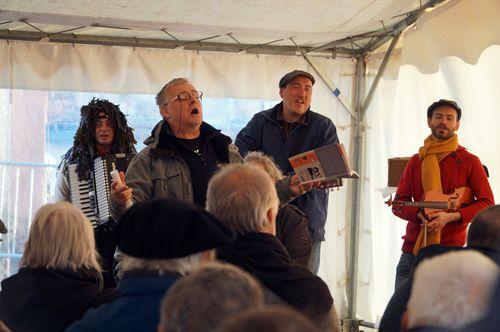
[235,102,339,241]
[66,272,178,332]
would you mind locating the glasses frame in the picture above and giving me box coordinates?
[163,91,203,107]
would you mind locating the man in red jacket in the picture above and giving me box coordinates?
[392,99,494,289]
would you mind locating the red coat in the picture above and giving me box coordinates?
[393,146,494,253]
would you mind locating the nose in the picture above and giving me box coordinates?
[99,124,112,132]
[188,94,201,105]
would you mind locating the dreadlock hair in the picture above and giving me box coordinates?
[64,98,137,181]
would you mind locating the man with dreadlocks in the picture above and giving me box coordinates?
[55,98,136,288]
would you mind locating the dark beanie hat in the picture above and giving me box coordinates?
[427,99,462,120]
[279,70,315,88]
[114,199,236,259]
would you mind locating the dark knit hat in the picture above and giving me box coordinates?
[114,199,236,259]
[279,70,315,88]
[427,99,462,120]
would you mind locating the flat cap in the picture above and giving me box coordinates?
[279,70,315,88]
[427,99,462,120]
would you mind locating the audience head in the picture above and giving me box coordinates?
[158,263,263,332]
[467,205,500,251]
[20,202,101,278]
[115,198,235,275]
[217,307,321,332]
[206,163,279,236]
[407,250,499,330]
[243,151,284,182]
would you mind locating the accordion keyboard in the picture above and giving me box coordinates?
[68,163,98,227]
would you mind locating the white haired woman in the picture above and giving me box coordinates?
[0,202,119,332]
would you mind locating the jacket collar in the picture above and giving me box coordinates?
[148,120,232,163]
[266,102,311,125]
[118,272,179,295]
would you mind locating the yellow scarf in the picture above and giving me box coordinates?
[413,134,459,255]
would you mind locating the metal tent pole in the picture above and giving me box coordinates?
[343,53,366,332]
[344,32,401,331]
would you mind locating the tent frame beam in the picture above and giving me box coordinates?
[303,55,356,119]
[0,0,446,57]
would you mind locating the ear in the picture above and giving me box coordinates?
[159,105,170,120]
[455,120,460,131]
[200,249,215,263]
[427,117,432,129]
[279,88,285,99]
[266,208,277,236]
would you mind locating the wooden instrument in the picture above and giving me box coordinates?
[385,186,472,217]
[386,187,472,247]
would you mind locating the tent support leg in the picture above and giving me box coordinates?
[344,33,399,330]
[343,53,365,332]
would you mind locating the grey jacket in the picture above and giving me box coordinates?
[111,120,243,219]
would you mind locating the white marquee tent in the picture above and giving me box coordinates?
[0,0,499,330]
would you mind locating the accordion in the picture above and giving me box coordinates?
[68,153,135,227]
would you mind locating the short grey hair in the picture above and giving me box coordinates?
[243,151,284,182]
[156,78,190,106]
[206,164,279,235]
[119,252,205,276]
[159,262,264,332]
[407,250,499,329]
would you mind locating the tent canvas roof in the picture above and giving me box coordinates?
[0,0,443,57]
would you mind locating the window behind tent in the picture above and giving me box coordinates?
[0,88,278,281]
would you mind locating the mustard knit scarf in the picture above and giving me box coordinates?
[413,134,459,254]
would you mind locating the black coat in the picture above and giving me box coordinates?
[0,268,119,332]
[217,232,333,319]
[276,204,312,268]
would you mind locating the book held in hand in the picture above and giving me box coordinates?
[289,143,359,189]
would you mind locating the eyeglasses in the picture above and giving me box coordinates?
[163,91,203,106]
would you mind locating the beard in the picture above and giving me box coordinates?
[431,126,455,140]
